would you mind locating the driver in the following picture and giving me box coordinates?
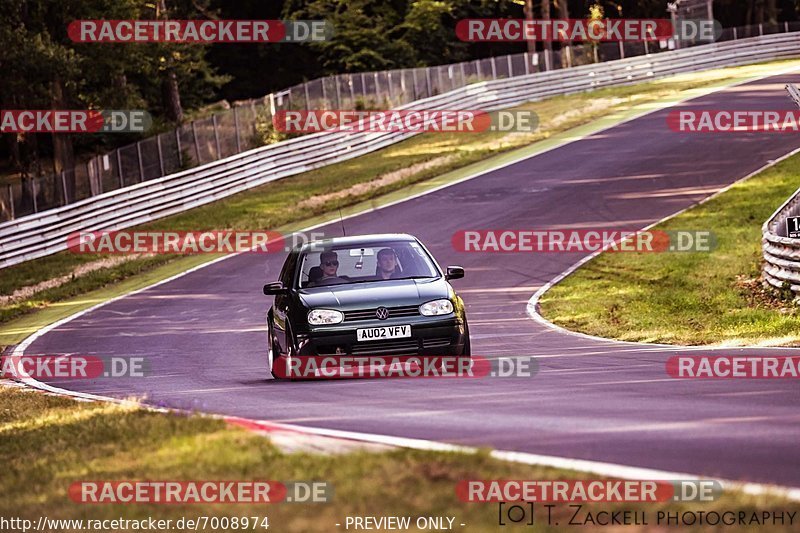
[376,248,402,280]
[318,251,342,283]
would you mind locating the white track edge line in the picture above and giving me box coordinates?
[527,144,800,348]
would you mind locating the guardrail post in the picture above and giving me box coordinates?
[176,129,182,167]
[644,40,649,55]
[459,62,466,85]
[619,41,625,59]
[87,159,98,196]
[31,179,38,213]
[233,106,241,153]
[136,141,144,182]
[490,56,497,79]
[192,121,200,164]
[786,22,789,32]
[374,72,380,103]
[759,24,763,36]
[334,76,342,108]
[7,184,13,219]
[475,60,482,79]
[95,157,103,194]
[507,55,513,77]
[399,70,407,101]
[733,27,737,39]
[425,68,432,97]
[544,50,551,71]
[60,171,68,204]
[212,114,221,158]
[116,149,124,187]
[348,74,355,107]
[303,82,311,109]
[156,133,165,175]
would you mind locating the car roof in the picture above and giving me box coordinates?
[297,233,417,252]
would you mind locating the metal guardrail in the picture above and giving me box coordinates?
[3,32,800,270]
[762,183,800,294]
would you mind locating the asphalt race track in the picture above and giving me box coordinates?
[25,73,800,487]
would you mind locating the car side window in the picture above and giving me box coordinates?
[279,252,298,288]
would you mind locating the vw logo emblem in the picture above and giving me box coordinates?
[375,307,389,320]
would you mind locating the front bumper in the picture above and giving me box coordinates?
[295,315,466,356]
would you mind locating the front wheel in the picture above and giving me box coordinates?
[461,321,471,356]
[267,316,281,379]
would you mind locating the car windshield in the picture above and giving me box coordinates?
[297,240,440,288]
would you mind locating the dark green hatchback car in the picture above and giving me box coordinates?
[263,234,470,378]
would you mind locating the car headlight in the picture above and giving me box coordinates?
[419,299,454,316]
[308,309,344,325]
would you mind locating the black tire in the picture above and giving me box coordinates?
[461,321,471,357]
[281,321,299,381]
[267,315,282,379]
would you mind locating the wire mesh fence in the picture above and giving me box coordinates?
[3,21,799,223]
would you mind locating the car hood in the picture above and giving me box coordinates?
[299,278,449,310]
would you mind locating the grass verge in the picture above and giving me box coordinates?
[539,150,800,346]
[2,59,799,347]
[0,386,796,532]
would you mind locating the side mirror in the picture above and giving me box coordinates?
[263,281,288,295]
[445,266,464,281]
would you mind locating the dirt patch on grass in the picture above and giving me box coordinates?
[736,274,799,314]
[0,255,146,307]
[298,155,457,210]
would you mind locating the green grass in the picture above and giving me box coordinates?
[0,387,795,532]
[2,59,799,343]
[540,150,800,346]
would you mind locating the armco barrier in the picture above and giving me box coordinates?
[763,183,800,294]
[3,32,800,269]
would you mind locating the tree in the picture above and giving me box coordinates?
[142,0,230,122]
[552,0,571,67]
[283,0,415,73]
[399,0,469,66]
[0,0,227,204]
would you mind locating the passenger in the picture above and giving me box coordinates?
[376,248,402,280]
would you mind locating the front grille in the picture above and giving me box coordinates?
[344,305,420,322]
[352,338,420,356]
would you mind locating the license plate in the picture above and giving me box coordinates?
[356,325,411,341]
